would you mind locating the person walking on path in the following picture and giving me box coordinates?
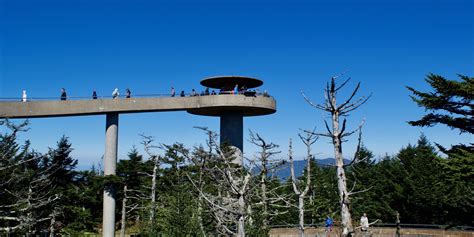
[60,88,67,101]
[234,84,239,95]
[171,87,176,97]
[112,88,120,99]
[361,213,369,232]
[92,91,98,99]
[125,88,131,98]
[22,90,27,102]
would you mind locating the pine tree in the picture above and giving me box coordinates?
[372,155,407,223]
[117,148,147,237]
[396,136,444,224]
[64,168,103,234]
[43,136,78,235]
[407,73,473,134]
[155,143,203,235]
[46,136,77,189]
[407,74,473,226]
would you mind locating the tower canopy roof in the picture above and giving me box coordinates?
[200,76,263,90]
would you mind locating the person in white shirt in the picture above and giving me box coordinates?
[361,213,369,232]
[112,88,120,99]
[22,90,27,102]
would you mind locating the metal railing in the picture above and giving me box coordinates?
[0,92,273,102]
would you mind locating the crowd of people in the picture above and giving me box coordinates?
[20,85,270,102]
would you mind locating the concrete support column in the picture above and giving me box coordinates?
[103,113,118,237]
[220,112,243,165]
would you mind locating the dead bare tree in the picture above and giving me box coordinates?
[140,134,161,230]
[189,127,221,237]
[288,130,318,237]
[248,130,292,231]
[1,120,59,233]
[302,74,370,236]
[119,184,127,237]
[0,120,36,174]
[1,153,60,233]
[119,184,145,237]
[187,128,255,237]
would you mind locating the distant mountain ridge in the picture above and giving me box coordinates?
[265,158,351,180]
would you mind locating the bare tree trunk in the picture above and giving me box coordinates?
[150,158,158,228]
[261,171,268,230]
[120,184,127,237]
[238,194,245,237]
[289,134,316,237]
[197,195,206,237]
[298,195,305,237]
[49,210,56,237]
[198,144,208,237]
[27,186,33,234]
[140,134,161,230]
[332,113,353,236]
[396,211,401,237]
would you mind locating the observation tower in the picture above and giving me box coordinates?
[188,75,274,164]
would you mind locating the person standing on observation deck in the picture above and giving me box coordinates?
[22,90,27,102]
[112,88,120,99]
[60,88,67,101]
[171,87,176,97]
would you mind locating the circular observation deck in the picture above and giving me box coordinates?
[201,76,263,91]
[188,76,275,117]
[186,94,276,117]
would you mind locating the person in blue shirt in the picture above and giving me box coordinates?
[325,215,333,232]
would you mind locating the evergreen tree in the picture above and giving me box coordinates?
[306,158,338,226]
[372,155,407,223]
[153,143,202,235]
[407,73,473,226]
[396,136,445,224]
[42,136,79,235]
[63,168,103,234]
[116,147,147,235]
[437,146,474,226]
[407,73,473,134]
[348,146,381,220]
[45,136,77,189]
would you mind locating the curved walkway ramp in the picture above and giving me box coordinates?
[0,93,276,237]
[0,94,276,119]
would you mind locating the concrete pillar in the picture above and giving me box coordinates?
[103,113,118,237]
[220,112,243,165]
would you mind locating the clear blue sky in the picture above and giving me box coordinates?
[1,0,473,169]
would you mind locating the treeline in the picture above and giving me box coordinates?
[0,122,471,236]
